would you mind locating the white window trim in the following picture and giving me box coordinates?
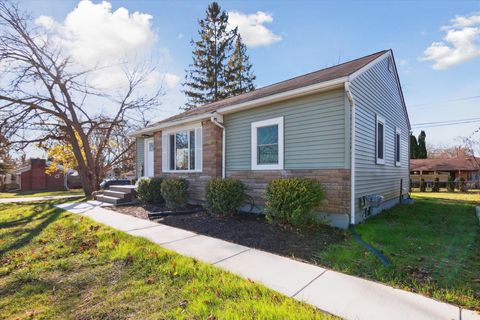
[376,114,386,165]
[162,123,202,173]
[251,117,284,170]
[395,127,402,167]
[143,137,154,177]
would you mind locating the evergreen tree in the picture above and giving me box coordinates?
[410,133,419,159]
[182,2,235,110]
[418,130,427,159]
[225,34,255,96]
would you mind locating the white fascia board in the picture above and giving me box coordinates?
[348,50,411,131]
[128,115,210,138]
[128,77,347,137]
[348,51,391,81]
[217,77,347,115]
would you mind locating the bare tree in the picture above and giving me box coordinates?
[0,2,162,197]
[426,143,473,159]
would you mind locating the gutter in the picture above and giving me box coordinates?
[210,113,226,178]
[128,77,347,138]
[345,80,356,225]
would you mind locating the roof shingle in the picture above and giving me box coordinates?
[149,50,388,127]
[410,158,480,172]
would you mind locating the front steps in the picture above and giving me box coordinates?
[95,185,136,205]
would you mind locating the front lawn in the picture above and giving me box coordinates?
[0,189,84,198]
[318,192,480,310]
[0,201,333,319]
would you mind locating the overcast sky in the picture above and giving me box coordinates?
[20,0,480,151]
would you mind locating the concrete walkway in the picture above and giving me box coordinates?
[56,200,480,320]
[0,194,84,203]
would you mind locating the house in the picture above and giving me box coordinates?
[10,158,66,191]
[129,50,411,228]
[410,157,480,187]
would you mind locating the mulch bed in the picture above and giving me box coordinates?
[109,204,348,265]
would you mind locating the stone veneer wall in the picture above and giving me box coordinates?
[151,119,350,215]
[153,119,223,203]
[226,169,351,215]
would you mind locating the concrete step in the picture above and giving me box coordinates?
[103,190,132,199]
[95,195,131,205]
[109,185,136,194]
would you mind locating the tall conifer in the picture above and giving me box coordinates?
[182,2,235,110]
[225,34,255,96]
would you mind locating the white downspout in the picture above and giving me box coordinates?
[345,81,356,225]
[210,114,226,178]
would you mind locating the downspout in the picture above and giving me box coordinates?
[210,113,226,178]
[345,81,356,225]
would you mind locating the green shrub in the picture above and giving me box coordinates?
[447,176,455,192]
[161,178,189,210]
[136,177,164,204]
[264,177,325,226]
[419,178,426,192]
[432,177,440,192]
[205,178,246,215]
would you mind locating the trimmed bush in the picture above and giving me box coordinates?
[205,178,246,215]
[161,178,189,210]
[136,177,164,204]
[419,178,426,192]
[432,177,440,192]
[264,177,325,226]
[447,176,455,192]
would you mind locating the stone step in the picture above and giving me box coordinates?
[95,195,131,205]
[103,190,132,199]
[109,185,136,194]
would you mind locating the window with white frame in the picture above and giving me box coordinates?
[162,126,202,172]
[376,115,386,164]
[395,127,401,166]
[251,117,284,170]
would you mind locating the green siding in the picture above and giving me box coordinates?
[224,90,348,170]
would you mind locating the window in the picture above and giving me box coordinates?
[376,115,385,164]
[162,125,202,172]
[395,128,401,166]
[251,117,284,170]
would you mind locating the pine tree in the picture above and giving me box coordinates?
[225,34,255,96]
[182,2,235,110]
[410,133,419,159]
[418,130,427,159]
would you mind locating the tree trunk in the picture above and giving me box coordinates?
[77,168,94,198]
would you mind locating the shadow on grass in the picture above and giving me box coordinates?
[0,207,62,256]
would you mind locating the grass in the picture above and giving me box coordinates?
[317,191,480,311]
[0,200,334,320]
[0,189,84,198]
[411,189,480,205]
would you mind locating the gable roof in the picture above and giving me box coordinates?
[411,158,480,172]
[130,50,390,137]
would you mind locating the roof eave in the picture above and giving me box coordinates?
[128,76,348,137]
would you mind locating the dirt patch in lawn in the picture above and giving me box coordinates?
[110,204,348,265]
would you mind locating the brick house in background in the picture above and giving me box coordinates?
[11,158,66,191]
[129,50,410,228]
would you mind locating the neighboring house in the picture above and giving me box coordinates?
[410,157,480,187]
[129,50,411,228]
[11,158,66,191]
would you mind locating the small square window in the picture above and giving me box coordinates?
[251,117,284,170]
